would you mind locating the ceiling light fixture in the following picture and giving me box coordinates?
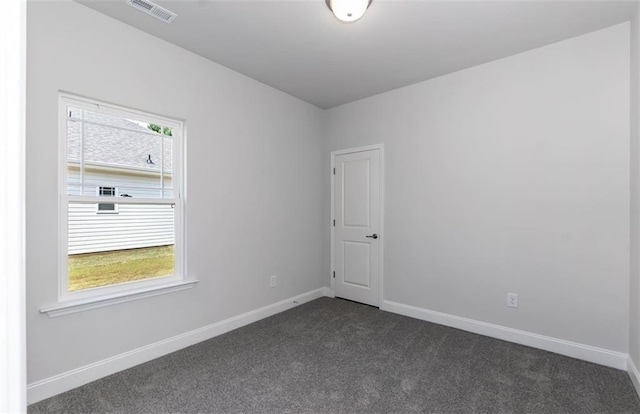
[325,0,372,23]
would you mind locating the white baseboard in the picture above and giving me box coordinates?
[323,287,335,298]
[27,287,326,405]
[380,300,627,370]
[628,356,640,398]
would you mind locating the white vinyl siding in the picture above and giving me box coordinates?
[67,169,174,253]
[68,203,174,254]
[68,168,174,198]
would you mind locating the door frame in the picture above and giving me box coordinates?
[330,144,385,306]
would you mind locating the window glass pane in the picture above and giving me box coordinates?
[163,135,173,198]
[99,186,116,197]
[67,108,82,195]
[68,106,83,119]
[67,116,81,162]
[67,202,175,291]
[97,203,116,212]
[62,96,181,297]
[66,108,175,198]
[84,109,151,131]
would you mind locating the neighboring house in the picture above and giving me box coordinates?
[66,108,174,254]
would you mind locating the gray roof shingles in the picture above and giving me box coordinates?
[67,108,173,173]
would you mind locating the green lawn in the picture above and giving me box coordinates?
[68,245,174,291]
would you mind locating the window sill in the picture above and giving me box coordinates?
[40,279,198,318]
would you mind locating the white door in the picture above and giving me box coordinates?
[333,147,382,307]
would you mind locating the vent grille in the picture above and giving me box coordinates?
[127,0,177,23]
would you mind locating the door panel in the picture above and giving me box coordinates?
[334,148,381,307]
[343,159,370,227]
[343,241,371,287]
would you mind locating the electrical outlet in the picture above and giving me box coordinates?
[507,293,518,308]
[270,275,277,288]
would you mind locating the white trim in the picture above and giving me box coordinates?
[381,300,628,370]
[331,144,385,156]
[28,287,326,404]
[41,280,198,317]
[379,146,385,306]
[628,356,640,398]
[330,144,385,307]
[330,153,335,293]
[0,0,27,411]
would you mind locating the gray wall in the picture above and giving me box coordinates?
[325,24,631,352]
[27,1,325,383]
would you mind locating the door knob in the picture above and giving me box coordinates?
[366,234,378,239]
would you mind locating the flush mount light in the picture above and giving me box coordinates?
[326,0,372,23]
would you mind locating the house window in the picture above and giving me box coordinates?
[59,93,184,302]
[97,186,118,213]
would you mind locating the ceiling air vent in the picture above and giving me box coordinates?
[127,0,177,24]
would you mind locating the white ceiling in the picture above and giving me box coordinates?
[76,0,637,109]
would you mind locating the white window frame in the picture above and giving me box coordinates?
[96,186,119,214]
[56,93,188,306]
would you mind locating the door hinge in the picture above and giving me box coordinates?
[333,271,335,278]
[333,219,335,227]
[333,167,335,175]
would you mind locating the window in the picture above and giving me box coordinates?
[59,94,185,303]
[97,186,118,213]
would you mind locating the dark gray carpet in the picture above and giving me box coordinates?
[29,297,640,413]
